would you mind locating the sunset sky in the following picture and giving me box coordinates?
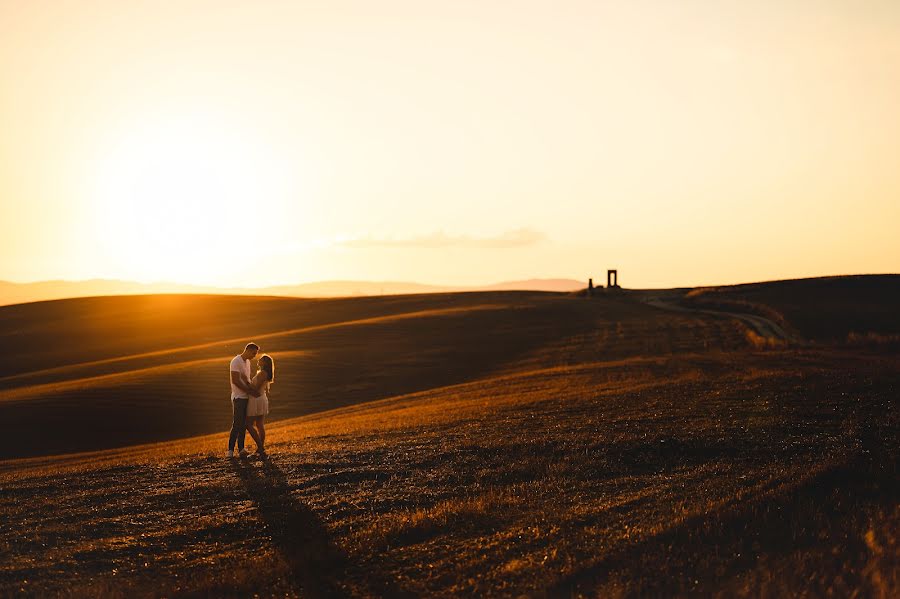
[1,1,898,289]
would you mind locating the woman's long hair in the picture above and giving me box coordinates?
[258,354,275,382]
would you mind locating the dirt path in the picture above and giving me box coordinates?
[635,290,795,344]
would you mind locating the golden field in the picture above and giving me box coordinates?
[1,277,898,597]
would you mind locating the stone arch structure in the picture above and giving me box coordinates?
[607,269,618,288]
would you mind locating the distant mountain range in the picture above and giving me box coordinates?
[0,278,585,307]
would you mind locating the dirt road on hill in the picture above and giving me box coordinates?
[635,289,794,344]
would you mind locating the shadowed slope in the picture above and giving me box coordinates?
[1,349,896,597]
[0,293,524,378]
[683,274,900,343]
[2,282,897,595]
[0,292,751,458]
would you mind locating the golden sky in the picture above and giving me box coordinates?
[1,1,898,288]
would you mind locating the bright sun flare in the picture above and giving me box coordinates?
[91,117,290,284]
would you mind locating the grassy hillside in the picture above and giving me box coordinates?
[683,274,900,343]
[2,349,897,597]
[0,292,748,458]
[1,282,898,596]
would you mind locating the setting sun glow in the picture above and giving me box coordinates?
[1,1,898,288]
[89,114,295,284]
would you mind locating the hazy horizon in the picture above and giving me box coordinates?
[0,275,584,288]
[0,275,591,307]
[2,1,898,289]
[1,269,898,288]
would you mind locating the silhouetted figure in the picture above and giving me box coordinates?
[229,342,260,458]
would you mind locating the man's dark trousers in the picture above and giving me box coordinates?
[229,397,249,451]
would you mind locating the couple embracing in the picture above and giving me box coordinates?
[228,342,275,458]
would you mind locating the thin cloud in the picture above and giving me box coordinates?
[341,228,546,249]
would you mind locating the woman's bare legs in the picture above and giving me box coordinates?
[245,417,262,449]
[257,417,266,453]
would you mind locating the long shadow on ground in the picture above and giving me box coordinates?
[230,459,343,598]
[230,459,412,598]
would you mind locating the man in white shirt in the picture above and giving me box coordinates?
[228,342,260,457]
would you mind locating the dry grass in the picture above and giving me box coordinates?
[0,286,898,596]
[744,329,787,350]
[0,291,751,459]
[683,289,793,333]
[847,331,900,349]
[684,275,900,344]
[2,348,897,597]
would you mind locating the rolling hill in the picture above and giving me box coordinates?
[682,274,900,343]
[0,291,750,458]
[1,278,898,596]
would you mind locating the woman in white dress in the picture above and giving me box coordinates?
[246,354,274,457]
